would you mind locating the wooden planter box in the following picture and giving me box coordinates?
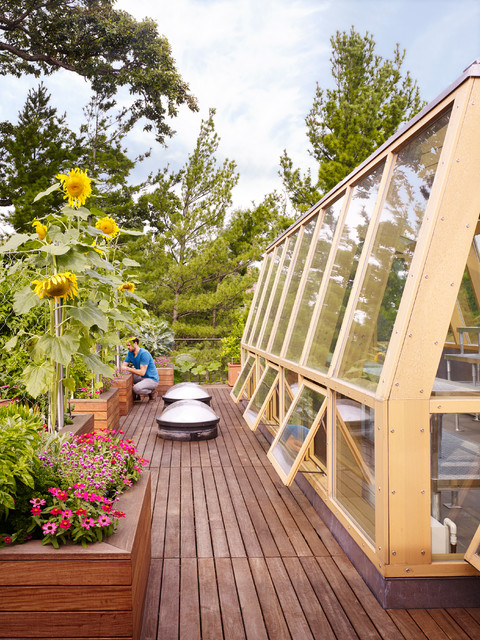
[0,471,151,640]
[227,362,242,387]
[156,366,174,396]
[58,412,94,436]
[112,375,133,416]
[69,387,120,432]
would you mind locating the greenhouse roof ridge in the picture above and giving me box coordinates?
[268,59,480,251]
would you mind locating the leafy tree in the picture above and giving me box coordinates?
[133,110,293,340]
[0,83,83,229]
[280,27,424,213]
[0,0,198,142]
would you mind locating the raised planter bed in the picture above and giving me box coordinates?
[69,387,120,432]
[112,374,134,416]
[156,366,174,396]
[0,470,151,640]
[58,412,94,436]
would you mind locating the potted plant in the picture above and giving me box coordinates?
[221,334,242,386]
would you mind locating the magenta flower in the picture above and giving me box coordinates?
[30,498,46,507]
[4,536,12,544]
[30,506,42,516]
[97,515,111,527]
[60,519,72,530]
[81,517,96,530]
[42,522,58,535]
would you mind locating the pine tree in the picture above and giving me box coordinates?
[0,83,83,230]
[280,27,424,213]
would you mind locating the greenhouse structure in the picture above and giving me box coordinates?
[232,59,480,607]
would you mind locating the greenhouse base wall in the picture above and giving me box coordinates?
[256,421,480,609]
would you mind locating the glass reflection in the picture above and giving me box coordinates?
[307,163,385,372]
[431,412,480,556]
[285,197,345,362]
[232,355,255,400]
[271,386,326,476]
[338,110,451,390]
[251,243,284,347]
[244,254,271,346]
[284,368,299,418]
[335,395,375,542]
[271,216,318,356]
[259,232,299,351]
[244,366,278,427]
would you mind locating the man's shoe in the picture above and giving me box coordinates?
[133,393,140,401]
[149,391,157,402]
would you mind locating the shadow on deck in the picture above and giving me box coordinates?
[120,385,480,640]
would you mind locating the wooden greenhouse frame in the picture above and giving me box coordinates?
[233,60,480,606]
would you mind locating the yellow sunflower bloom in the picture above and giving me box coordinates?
[31,220,47,240]
[119,282,135,293]
[32,272,79,301]
[96,216,119,238]
[56,168,92,208]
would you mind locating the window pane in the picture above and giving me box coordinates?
[244,254,271,346]
[285,196,345,362]
[335,395,375,542]
[259,232,299,351]
[258,382,280,437]
[232,355,255,400]
[244,366,278,426]
[457,269,480,341]
[270,386,326,476]
[271,216,319,355]
[251,243,284,346]
[431,412,480,556]
[338,111,451,390]
[284,368,299,418]
[307,163,385,372]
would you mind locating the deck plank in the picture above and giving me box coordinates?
[128,385,479,640]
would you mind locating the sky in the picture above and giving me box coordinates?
[1,0,480,216]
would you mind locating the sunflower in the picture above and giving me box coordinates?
[95,216,119,238]
[56,168,92,208]
[118,282,135,293]
[31,220,47,240]
[32,272,79,301]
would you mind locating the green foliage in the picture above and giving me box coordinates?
[134,316,174,358]
[0,1,198,143]
[280,27,425,213]
[0,83,83,228]
[0,404,45,519]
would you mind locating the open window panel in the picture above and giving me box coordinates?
[465,524,480,572]
[230,354,256,403]
[243,364,279,431]
[267,381,327,486]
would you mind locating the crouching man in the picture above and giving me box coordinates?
[121,336,159,401]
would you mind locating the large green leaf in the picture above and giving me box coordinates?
[36,333,80,365]
[33,183,60,202]
[23,361,55,397]
[0,234,31,253]
[83,268,118,287]
[67,301,109,331]
[78,353,113,378]
[62,205,90,220]
[13,286,42,314]
[84,250,115,271]
[40,243,70,256]
[56,248,89,272]
[122,257,141,267]
[120,228,144,236]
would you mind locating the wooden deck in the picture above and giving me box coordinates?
[120,386,480,640]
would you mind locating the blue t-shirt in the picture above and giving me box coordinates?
[125,347,159,382]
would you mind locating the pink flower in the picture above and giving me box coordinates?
[62,509,73,519]
[42,522,58,535]
[56,490,68,501]
[81,517,96,530]
[4,536,11,544]
[97,515,111,526]
[30,498,46,507]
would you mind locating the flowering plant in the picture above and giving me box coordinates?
[0,428,148,549]
[154,355,172,368]
[0,167,146,430]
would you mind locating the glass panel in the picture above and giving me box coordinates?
[338,111,451,391]
[285,196,345,362]
[431,412,480,556]
[232,355,255,400]
[457,269,480,345]
[244,367,278,426]
[284,368,299,419]
[258,381,280,437]
[270,386,326,476]
[251,243,284,347]
[271,216,318,355]
[259,232,299,351]
[307,163,385,372]
[244,254,271,345]
[335,395,375,542]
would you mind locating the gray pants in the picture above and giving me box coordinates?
[132,374,159,395]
